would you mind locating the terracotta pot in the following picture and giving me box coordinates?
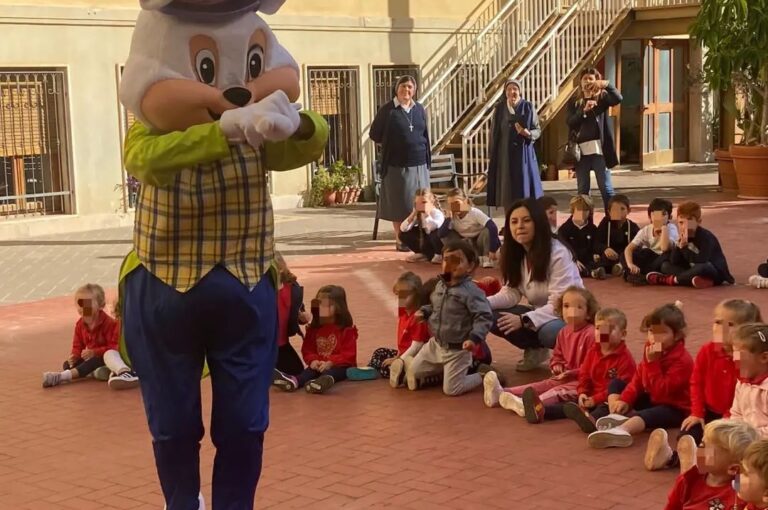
[322,190,336,206]
[353,187,362,202]
[730,144,768,199]
[714,148,738,192]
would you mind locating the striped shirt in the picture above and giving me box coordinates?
[133,144,273,292]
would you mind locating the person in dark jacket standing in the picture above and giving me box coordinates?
[370,75,431,251]
[646,201,735,288]
[487,77,543,211]
[566,68,622,211]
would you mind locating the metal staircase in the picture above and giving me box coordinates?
[421,0,701,187]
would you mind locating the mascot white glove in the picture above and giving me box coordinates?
[219,90,301,147]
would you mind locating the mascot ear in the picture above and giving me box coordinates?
[256,0,285,14]
[139,0,286,15]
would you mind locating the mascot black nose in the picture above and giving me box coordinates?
[223,87,252,107]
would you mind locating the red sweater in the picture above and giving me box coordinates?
[277,283,291,347]
[620,340,694,412]
[665,466,740,510]
[302,324,358,367]
[397,307,431,355]
[71,310,119,359]
[577,342,637,404]
[690,341,738,418]
[549,323,594,379]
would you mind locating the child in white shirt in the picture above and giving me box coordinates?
[400,188,445,264]
[624,197,679,285]
[441,188,501,268]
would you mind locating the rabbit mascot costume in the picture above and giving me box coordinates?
[117,1,328,508]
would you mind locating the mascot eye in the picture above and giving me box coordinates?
[247,45,264,79]
[195,49,216,85]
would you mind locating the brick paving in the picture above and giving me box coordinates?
[1,187,767,509]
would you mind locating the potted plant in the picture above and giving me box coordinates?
[309,167,336,207]
[691,0,768,198]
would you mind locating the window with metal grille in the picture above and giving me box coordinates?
[307,67,360,166]
[0,69,73,218]
[371,65,421,114]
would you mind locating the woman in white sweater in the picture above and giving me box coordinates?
[489,197,584,371]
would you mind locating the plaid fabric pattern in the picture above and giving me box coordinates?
[134,144,273,292]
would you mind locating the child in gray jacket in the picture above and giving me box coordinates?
[405,240,494,396]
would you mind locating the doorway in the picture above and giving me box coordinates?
[616,38,689,168]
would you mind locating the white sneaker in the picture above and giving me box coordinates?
[92,366,111,381]
[163,492,205,510]
[677,434,698,474]
[480,256,494,268]
[595,414,630,430]
[749,275,768,289]
[645,428,673,471]
[588,428,633,449]
[483,371,503,408]
[389,358,405,389]
[430,255,443,264]
[499,392,525,417]
[404,357,418,391]
[406,253,428,263]
[108,370,140,390]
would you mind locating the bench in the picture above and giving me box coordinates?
[372,154,488,241]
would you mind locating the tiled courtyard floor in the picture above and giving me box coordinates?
[1,188,768,509]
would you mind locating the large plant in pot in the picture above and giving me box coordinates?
[691,0,768,199]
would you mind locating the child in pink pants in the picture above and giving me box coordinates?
[484,285,597,423]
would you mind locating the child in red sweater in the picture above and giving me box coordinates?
[561,307,637,433]
[483,286,597,423]
[647,299,763,472]
[736,440,768,510]
[361,272,431,384]
[272,285,358,394]
[587,302,694,449]
[275,252,312,376]
[43,284,121,388]
[665,419,757,510]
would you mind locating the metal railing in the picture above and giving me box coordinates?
[0,70,72,218]
[635,0,699,6]
[307,67,361,167]
[460,0,634,186]
[420,0,562,149]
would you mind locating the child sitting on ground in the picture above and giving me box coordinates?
[730,323,768,437]
[400,188,446,264]
[646,299,763,472]
[404,240,495,395]
[561,307,637,433]
[735,439,768,509]
[624,198,679,285]
[593,194,640,277]
[536,195,559,234]
[647,200,735,289]
[272,285,358,394]
[440,188,501,268]
[43,283,138,390]
[275,252,312,376]
[483,286,597,423]
[363,272,430,384]
[586,302,694,449]
[558,195,602,279]
[664,419,758,510]
[749,259,768,289]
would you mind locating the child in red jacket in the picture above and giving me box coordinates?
[664,419,757,510]
[360,272,431,384]
[272,285,358,394]
[275,252,312,376]
[560,307,637,433]
[43,284,121,388]
[587,302,694,449]
[647,299,763,472]
[483,286,598,423]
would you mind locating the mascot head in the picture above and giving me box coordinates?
[120,0,300,133]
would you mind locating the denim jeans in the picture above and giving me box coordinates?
[490,305,566,350]
[576,153,614,211]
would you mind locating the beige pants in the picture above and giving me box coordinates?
[104,349,130,374]
[442,229,491,257]
[408,338,482,396]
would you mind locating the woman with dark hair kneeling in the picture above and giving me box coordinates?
[489,198,584,371]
